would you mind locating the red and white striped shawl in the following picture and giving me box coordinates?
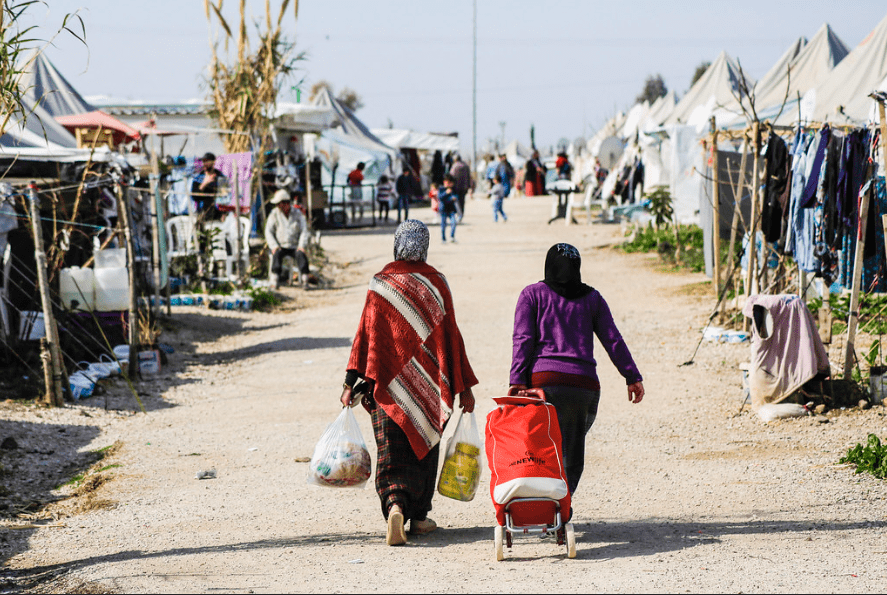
[347,260,478,459]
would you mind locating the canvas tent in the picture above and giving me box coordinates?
[804,12,887,124]
[274,102,336,133]
[371,128,459,153]
[755,25,849,115]
[664,51,751,130]
[641,91,677,131]
[311,87,397,186]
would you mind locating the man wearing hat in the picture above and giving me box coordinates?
[192,152,226,219]
[265,189,311,289]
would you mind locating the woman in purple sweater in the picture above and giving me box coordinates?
[510,243,644,494]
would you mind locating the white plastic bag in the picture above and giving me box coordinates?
[437,411,483,501]
[307,407,372,488]
[757,402,809,422]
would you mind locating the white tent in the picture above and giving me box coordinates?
[664,51,751,130]
[641,91,677,131]
[274,102,336,133]
[757,24,849,114]
[805,12,887,124]
[311,87,398,185]
[619,101,650,140]
[371,128,459,153]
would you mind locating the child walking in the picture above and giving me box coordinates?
[376,175,394,222]
[490,173,507,222]
[438,174,459,242]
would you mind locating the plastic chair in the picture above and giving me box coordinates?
[166,215,197,258]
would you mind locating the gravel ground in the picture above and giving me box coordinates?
[1,196,886,593]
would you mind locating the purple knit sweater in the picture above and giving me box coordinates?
[510,282,642,387]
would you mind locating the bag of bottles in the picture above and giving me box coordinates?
[437,411,483,501]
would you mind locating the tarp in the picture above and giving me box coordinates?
[274,102,336,133]
[19,50,94,117]
[371,128,459,152]
[664,51,751,130]
[805,12,887,124]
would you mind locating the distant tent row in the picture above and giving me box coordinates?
[585,12,887,232]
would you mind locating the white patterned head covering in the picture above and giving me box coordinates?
[393,219,429,262]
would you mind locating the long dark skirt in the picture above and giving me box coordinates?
[371,405,439,521]
[540,385,601,495]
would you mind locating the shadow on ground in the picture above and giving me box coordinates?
[5,517,886,589]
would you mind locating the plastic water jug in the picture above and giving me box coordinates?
[94,267,130,311]
[94,248,126,269]
[59,267,95,311]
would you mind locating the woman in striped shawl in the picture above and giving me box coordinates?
[341,220,478,546]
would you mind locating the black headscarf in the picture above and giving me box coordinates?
[543,243,593,299]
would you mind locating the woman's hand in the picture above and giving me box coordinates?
[508,384,527,396]
[627,382,644,404]
[340,386,354,408]
[459,388,475,413]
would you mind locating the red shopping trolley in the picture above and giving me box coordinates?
[485,388,576,560]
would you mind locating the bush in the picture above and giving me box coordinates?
[621,223,706,273]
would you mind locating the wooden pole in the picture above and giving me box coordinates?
[116,183,139,378]
[27,184,64,406]
[844,178,871,379]
[710,117,722,300]
[231,168,243,283]
[746,122,762,298]
[726,133,749,293]
[149,137,163,317]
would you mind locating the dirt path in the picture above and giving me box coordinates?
[3,197,887,593]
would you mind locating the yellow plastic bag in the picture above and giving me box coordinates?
[437,411,482,501]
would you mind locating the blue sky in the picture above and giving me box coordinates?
[27,1,887,153]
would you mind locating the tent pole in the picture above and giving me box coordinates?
[843,175,871,379]
[150,135,163,318]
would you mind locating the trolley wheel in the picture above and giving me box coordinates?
[494,525,505,561]
[565,522,577,558]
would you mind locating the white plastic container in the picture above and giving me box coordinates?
[138,350,161,375]
[18,311,45,341]
[59,267,95,311]
[94,248,126,269]
[69,372,95,400]
[94,267,130,311]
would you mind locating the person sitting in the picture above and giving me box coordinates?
[265,189,311,289]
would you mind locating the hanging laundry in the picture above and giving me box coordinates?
[215,152,253,213]
[761,132,789,244]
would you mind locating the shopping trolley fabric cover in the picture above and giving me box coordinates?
[485,392,570,525]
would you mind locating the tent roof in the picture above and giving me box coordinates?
[311,88,397,158]
[0,101,78,150]
[664,51,751,127]
[808,12,887,124]
[642,91,677,130]
[746,36,808,111]
[755,24,849,115]
[19,50,95,117]
[371,128,459,152]
[619,101,650,139]
[274,102,336,133]
[55,110,141,142]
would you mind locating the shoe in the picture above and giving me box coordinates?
[387,504,407,546]
[270,277,279,290]
[301,276,310,290]
[409,517,437,535]
[451,237,457,243]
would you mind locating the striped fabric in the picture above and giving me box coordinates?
[348,260,477,460]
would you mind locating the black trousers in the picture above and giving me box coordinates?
[540,384,601,495]
[271,248,309,280]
